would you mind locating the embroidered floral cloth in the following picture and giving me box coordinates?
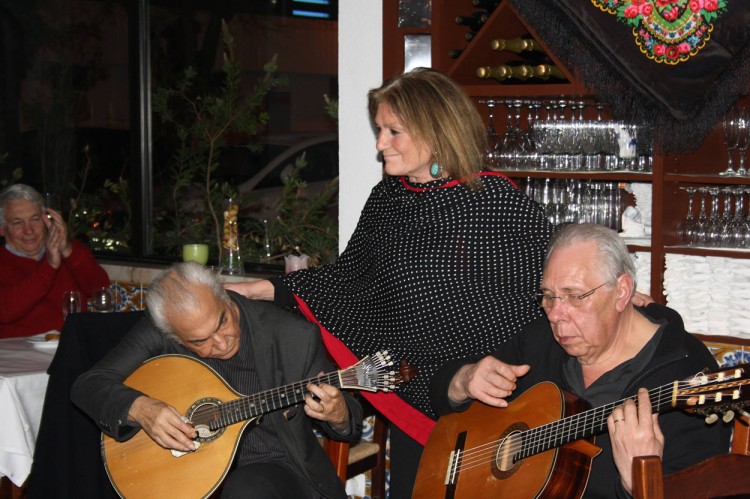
[591,0,728,65]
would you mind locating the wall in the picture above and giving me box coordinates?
[337,1,384,253]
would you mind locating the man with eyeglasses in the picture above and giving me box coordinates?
[429,223,731,498]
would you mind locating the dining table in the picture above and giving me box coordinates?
[0,334,56,488]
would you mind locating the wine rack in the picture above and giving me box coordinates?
[384,0,583,95]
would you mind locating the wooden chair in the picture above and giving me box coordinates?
[633,410,750,499]
[323,399,388,499]
[0,477,26,499]
[632,452,750,499]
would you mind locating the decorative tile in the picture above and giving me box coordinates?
[110,282,148,312]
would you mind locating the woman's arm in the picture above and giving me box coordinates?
[224,279,275,300]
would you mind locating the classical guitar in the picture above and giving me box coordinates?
[413,363,750,499]
[103,351,405,499]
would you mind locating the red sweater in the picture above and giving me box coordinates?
[0,240,110,338]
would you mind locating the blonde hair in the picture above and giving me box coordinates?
[368,68,487,189]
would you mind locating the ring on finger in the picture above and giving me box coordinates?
[613,418,624,423]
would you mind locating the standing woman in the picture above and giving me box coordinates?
[228,67,554,496]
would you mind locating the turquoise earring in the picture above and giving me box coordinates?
[430,162,442,178]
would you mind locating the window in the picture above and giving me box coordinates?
[0,0,339,269]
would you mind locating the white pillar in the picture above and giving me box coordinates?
[337,1,384,253]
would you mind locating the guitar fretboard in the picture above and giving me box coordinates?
[213,372,343,429]
[516,383,676,459]
[186,352,396,431]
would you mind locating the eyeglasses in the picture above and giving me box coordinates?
[534,282,611,309]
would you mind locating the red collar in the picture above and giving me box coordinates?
[399,171,517,192]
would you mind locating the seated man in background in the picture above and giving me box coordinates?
[72,262,363,499]
[0,183,109,338]
[429,223,732,498]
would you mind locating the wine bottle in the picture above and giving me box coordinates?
[465,31,476,42]
[455,12,489,32]
[533,64,566,80]
[476,64,534,82]
[448,49,464,59]
[490,37,543,54]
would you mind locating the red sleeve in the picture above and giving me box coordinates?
[62,240,111,292]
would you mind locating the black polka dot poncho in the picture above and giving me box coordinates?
[282,172,554,444]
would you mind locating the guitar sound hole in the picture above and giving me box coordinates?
[187,397,225,443]
[491,422,528,479]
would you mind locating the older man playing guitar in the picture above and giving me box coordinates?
[423,224,735,498]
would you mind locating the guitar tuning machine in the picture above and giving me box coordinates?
[704,413,719,425]
[722,409,736,424]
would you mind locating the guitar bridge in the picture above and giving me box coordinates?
[444,431,467,495]
[445,449,460,485]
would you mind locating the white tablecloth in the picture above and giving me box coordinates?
[0,336,56,486]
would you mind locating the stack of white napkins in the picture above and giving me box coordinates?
[632,251,651,295]
[665,254,750,338]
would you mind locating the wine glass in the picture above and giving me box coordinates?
[498,100,527,169]
[483,100,500,168]
[704,187,723,246]
[735,108,749,176]
[741,187,750,246]
[676,187,697,245]
[516,100,535,153]
[718,187,735,248]
[62,290,81,320]
[728,186,747,248]
[692,187,710,245]
[91,286,116,313]
[719,109,740,176]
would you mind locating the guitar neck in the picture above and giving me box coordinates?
[517,382,675,459]
[194,351,399,431]
[209,371,343,430]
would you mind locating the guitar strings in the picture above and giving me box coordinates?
[453,390,676,476]
[188,357,395,429]
[187,360,396,430]
[448,379,736,477]
[190,371,343,428]
[105,430,164,454]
